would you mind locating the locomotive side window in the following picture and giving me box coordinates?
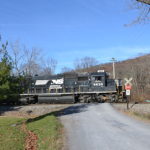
[78,77,88,81]
[95,76,102,81]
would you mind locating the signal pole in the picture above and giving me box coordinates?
[111,58,116,79]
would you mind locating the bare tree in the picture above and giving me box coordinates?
[129,62,150,100]
[137,0,150,5]
[115,54,150,101]
[74,57,98,70]
[10,41,57,76]
[41,57,57,75]
[22,47,42,76]
[61,67,73,73]
[11,41,24,75]
[127,0,150,24]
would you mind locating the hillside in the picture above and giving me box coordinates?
[78,54,150,76]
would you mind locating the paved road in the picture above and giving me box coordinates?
[60,103,150,150]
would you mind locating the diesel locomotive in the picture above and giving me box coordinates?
[20,70,125,104]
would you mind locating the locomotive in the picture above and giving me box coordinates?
[20,70,125,104]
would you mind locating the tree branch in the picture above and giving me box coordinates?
[137,0,150,5]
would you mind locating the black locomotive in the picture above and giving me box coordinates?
[20,70,125,104]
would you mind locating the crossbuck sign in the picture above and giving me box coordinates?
[124,78,133,96]
[124,78,133,86]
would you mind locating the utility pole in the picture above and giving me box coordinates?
[111,58,116,79]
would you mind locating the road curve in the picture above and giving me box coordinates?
[60,103,150,150]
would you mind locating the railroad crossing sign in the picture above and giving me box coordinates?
[124,78,133,109]
[125,84,132,90]
[124,78,133,86]
[124,77,133,96]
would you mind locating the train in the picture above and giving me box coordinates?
[20,70,126,104]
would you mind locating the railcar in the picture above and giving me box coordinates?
[20,70,125,104]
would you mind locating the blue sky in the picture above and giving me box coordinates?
[0,0,150,73]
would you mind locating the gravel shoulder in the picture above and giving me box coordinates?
[0,104,72,118]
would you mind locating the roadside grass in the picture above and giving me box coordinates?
[132,112,150,120]
[113,104,150,122]
[0,112,63,150]
[26,113,63,150]
[122,111,150,124]
[117,109,150,122]
[0,117,26,150]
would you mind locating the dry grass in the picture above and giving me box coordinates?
[113,103,150,123]
[127,111,150,122]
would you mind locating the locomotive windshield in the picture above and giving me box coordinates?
[91,73,106,87]
[94,76,102,81]
[92,76,103,81]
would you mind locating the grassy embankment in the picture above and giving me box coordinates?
[0,117,26,150]
[26,113,63,150]
[0,113,63,150]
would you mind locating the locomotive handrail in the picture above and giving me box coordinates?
[20,90,117,96]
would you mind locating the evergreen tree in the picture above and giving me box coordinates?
[0,36,27,104]
[0,40,12,101]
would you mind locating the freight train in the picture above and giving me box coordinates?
[20,70,126,104]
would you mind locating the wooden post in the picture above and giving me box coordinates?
[127,96,129,110]
[126,90,131,110]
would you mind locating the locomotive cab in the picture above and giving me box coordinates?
[90,71,106,91]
